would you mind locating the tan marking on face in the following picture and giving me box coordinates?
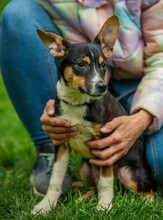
[83,56,91,64]
[64,66,73,82]
[64,66,86,89]
[99,56,104,65]
[101,166,113,177]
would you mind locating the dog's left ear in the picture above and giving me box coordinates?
[37,29,69,58]
[94,15,119,58]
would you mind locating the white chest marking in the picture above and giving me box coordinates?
[57,78,101,159]
[59,102,98,159]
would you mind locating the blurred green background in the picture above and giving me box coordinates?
[0,0,10,14]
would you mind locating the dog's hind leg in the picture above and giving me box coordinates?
[96,165,114,211]
[72,161,94,191]
[73,161,96,201]
[32,145,69,214]
[79,160,95,186]
[117,166,156,202]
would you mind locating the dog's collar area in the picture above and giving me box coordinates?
[61,98,94,107]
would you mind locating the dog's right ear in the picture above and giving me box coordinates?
[37,29,69,58]
[94,16,119,58]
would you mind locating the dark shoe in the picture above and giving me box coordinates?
[30,141,72,196]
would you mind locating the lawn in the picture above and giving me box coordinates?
[0,75,163,220]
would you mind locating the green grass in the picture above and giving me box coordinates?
[1,73,163,220]
[0,0,10,14]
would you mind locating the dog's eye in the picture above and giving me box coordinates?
[77,62,85,68]
[101,62,106,70]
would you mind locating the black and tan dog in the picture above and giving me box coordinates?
[33,16,155,214]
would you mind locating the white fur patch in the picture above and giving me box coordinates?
[89,49,104,94]
[60,101,96,158]
[97,175,114,210]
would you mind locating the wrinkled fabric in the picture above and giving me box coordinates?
[43,0,163,133]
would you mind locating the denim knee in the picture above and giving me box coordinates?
[1,0,60,35]
[145,128,163,184]
[2,0,36,32]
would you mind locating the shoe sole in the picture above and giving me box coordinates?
[30,175,44,197]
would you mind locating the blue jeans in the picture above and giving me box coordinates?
[0,0,60,146]
[0,0,163,183]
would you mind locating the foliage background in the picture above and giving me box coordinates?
[0,0,10,14]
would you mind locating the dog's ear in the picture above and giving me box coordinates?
[94,15,119,58]
[37,29,69,58]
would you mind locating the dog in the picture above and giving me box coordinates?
[32,16,156,214]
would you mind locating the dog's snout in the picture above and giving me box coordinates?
[96,81,107,93]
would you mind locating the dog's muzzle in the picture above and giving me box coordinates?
[96,81,107,93]
[87,80,107,98]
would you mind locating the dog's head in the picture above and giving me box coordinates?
[37,16,119,98]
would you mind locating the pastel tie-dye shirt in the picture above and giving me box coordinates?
[37,0,163,133]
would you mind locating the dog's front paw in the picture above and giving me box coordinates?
[32,196,57,214]
[96,198,112,211]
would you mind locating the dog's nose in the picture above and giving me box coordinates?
[96,81,107,93]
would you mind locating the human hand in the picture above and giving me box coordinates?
[87,110,153,166]
[40,99,77,145]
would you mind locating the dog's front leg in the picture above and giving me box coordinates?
[32,144,69,214]
[97,165,114,211]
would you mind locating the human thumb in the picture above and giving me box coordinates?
[101,118,121,133]
[46,99,55,116]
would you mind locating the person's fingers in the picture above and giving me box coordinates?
[52,138,68,146]
[100,117,124,133]
[87,133,121,149]
[47,131,76,140]
[42,124,76,133]
[40,114,71,127]
[89,149,127,166]
[45,99,55,116]
[90,144,125,160]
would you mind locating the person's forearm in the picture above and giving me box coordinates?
[131,109,153,132]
